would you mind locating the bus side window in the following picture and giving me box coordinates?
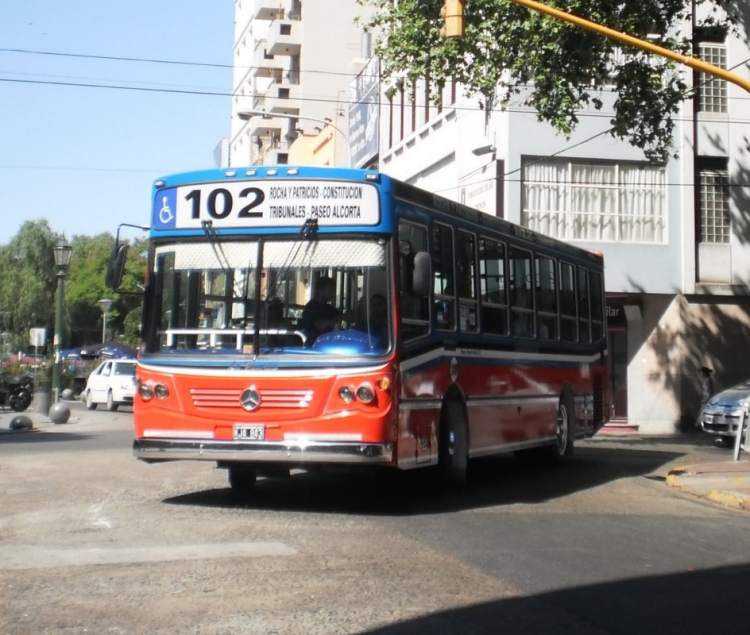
[590,270,605,341]
[577,267,591,343]
[535,255,558,340]
[559,262,577,342]
[509,247,534,338]
[479,238,507,336]
[457,230,478,333]
[433,223,455,331]
[398,220,430,340]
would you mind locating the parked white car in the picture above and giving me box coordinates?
[83,359,137,411]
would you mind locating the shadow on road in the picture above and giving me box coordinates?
[357,562,750,635]
[163,441,690,516]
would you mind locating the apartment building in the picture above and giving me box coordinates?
[229,0,367,167]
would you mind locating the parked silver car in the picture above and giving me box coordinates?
[700,379,750,446]
[83,359,137,412]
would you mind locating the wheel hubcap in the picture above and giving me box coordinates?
[556,406,568,454]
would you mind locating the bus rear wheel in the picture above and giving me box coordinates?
[227,465,257,495]
[546,393,575,462]
[438,400,468,486]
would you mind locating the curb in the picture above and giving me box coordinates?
[666,467,750,511]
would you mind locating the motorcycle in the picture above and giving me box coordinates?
[0,371,34,412]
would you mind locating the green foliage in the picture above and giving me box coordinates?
[0,220,58,352]
[359,0,737,163]
[0,226,147,353]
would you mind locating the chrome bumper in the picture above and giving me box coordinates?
[133,438,393,466]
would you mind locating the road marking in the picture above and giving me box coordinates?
[88,502,112,529]
[0,542,297,569]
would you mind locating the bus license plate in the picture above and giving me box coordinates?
[234,424,265,441]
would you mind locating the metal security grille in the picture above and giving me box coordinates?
[698,44,727,113]
[699,170,730,243]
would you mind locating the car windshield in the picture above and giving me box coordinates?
[114,363,136,376]
[145,236,390,358]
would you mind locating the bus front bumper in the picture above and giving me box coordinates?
[133,438,394,466]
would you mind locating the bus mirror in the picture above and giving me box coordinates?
[412,251,431,297]
[105,242,129,290]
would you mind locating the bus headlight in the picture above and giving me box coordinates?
[139,383,154,401]
[339,385,355,404]
[154,384,170,399]
[356,383,376,404]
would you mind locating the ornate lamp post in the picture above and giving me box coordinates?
[51,236,72,404]
[97,298,113,343]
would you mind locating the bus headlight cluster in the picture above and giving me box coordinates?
[138,382,170,401]
[338,381,387,405]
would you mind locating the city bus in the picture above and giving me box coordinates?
[108,165,609,493]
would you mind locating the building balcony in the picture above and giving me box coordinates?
[245,115,286,138]
[264,82,302,116]
[266,20,302,57]
[251,0,286,22]
[251,40,284,78]
[252,138,291,166]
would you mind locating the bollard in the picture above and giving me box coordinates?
[733,410,747,461]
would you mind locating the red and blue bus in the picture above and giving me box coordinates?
[109,166,609,492]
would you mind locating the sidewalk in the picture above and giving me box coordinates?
[665,459,750,511]
[0,398,130,435]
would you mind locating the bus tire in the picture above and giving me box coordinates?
[438,399,469,486]
[546,392,575,463]
[228,465,257,494]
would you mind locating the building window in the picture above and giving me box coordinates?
[522,158,666,243]
[698,44,727,113]
[699,165,730,243]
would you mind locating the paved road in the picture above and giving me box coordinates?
[2,405,749,634]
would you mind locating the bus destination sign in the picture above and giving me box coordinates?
[153,179,380,230]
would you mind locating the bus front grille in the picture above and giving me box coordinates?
[190,388,314,409]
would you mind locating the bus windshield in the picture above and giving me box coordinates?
[146,236,391,357]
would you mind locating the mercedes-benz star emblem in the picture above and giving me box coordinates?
[240,387,261,411]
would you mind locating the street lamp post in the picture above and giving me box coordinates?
[51,236,72,404]
[237,110,350,167]
[97,298,113,344]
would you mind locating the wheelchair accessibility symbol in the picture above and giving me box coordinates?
[153,189,177,229]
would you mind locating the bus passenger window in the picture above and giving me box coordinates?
[433,223,455,331]
[479,238,508,336]
[577,267,591,343]
[590,271,605,341]
[457,230,478,332]
[398,219,430,340]
[509,247,534,338]
[559,262,577,342]
[535,255,558,340]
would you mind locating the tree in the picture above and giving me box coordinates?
[359,0,737,163]
[65,234,148,346]
[0,221,59,354]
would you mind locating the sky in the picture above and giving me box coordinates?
[0,1,234,245]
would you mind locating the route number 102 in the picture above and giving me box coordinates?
[184,187,265,220]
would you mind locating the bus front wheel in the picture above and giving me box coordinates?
[438,400,468,486]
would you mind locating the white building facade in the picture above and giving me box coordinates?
[229,0,368,168]
[377,13,750,434]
